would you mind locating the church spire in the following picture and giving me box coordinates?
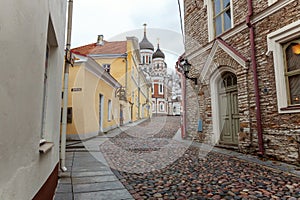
[139,23,154,51]
[143,23,147,37]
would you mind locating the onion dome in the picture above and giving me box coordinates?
[153,43,165,59]
[139,24,154,51]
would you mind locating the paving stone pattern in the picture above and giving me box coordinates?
[103,116,300,200]
[55,116,300,200]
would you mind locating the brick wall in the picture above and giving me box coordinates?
[184,0,300,164]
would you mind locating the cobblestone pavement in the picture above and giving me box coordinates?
[100,116,300,200]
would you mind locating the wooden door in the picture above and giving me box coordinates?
[219,72,239,145]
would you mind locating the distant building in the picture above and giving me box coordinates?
[182,0,300,164]
[64,54,122,140]
[72,35,152,124]
[0,1,67,199]
[139,24,181,116]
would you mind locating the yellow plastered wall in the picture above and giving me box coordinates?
[66,62,120,136]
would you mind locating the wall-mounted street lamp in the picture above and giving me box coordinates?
[180,59,197,85]
[115,87,127,101]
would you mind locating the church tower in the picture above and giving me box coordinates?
[139,24,170,116]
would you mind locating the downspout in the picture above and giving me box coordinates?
[247,0,264,155]
[60,0,73,172]
[125,54,128,95]
[175,60,186,138]
[138,70,141,119]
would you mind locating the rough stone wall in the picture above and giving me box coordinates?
[184,0,300,164]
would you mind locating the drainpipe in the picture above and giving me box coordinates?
[60,0,73,172]
[124,54,128,95]
[138,70,141,119]
[247,0,264,155]
[175,59,186,138]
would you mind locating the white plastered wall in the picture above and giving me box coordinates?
[0,0,67,199]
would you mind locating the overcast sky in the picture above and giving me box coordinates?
[71,0,185,70]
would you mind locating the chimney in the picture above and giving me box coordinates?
[97,35,104,45]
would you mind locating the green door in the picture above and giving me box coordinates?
[219,72,239,145]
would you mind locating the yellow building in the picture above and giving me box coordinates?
[72,35,152,124]
[66,54,122,140]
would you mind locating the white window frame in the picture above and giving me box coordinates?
[268,0,278,6]
[205,0,234,42]
[267,20,300,113]
[159,83,164,95]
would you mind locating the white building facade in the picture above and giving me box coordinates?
[0,1,67,199]
[139,24,172,116]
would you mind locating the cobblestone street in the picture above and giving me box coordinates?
[101,116,300,200]
[56,116,300,200]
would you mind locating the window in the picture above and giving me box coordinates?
[41,45,49,139]
[40,17,59,149]
[267,20,300,113]
[151,84,154,94]
[67,107,73,123]
[283,41,300,105]
[152,101,155,112]
[213,0,232,36]
[159,83,163,94]
[108,100,112,121]
[205,0,233,41]
[160,102,164,111]
[103,64,110,73]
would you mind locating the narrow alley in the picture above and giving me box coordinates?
[55,116,300,200]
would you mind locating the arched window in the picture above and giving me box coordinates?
[220,71,237,89]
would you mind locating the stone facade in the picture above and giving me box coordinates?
[183,0,300,164]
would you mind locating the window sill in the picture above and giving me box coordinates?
[39,142,54,154]
[280,105,300,113]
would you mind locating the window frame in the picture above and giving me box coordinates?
[213,0,231,36]
[282,40,300,106]
[267,20,300,113]
[41,44,50,139]
[159,83,164,95]
[159,102,164,111]
[205,0,234,41]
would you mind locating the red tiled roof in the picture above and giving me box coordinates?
[71,41,127,56]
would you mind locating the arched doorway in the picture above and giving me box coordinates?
[218,72,239,145]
